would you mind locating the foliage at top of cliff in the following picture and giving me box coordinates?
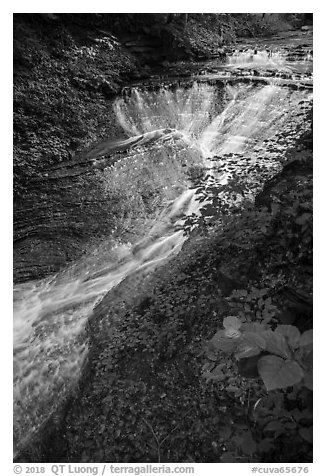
[13,14,137,199]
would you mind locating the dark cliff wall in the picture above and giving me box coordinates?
[14,14,135,281]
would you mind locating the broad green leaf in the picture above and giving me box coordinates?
[210,330,238,353]
[224,327,242,339]
[257,355,304,391]
[239,431,257,455]
[223,315,242,330]
[211,330,226,341]
[262,317,273,325]
[299,329,313,347]
[241,322,267,335]
[242,331,266,349]
[275,325,301,349]
[263,331,292,359]
[235,344,261,360]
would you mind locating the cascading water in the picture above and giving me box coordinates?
[13,54,312,456]
[227,47,313,75]
[228,49,287,68]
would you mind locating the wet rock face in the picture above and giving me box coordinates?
[13,129,204,283]
[13,15,137,283]
[13,174,111,282]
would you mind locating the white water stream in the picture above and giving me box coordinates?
[13,73,312,453]
[227,47,313,75]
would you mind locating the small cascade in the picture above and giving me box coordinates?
[227,46,313,77]
[228,49,286,68]
[13,71,312,455]
[114,82,225,138]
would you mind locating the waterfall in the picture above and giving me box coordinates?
[13,77,312,454]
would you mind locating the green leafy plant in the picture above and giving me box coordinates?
[205,316,312,391]
[203,313,312,462]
